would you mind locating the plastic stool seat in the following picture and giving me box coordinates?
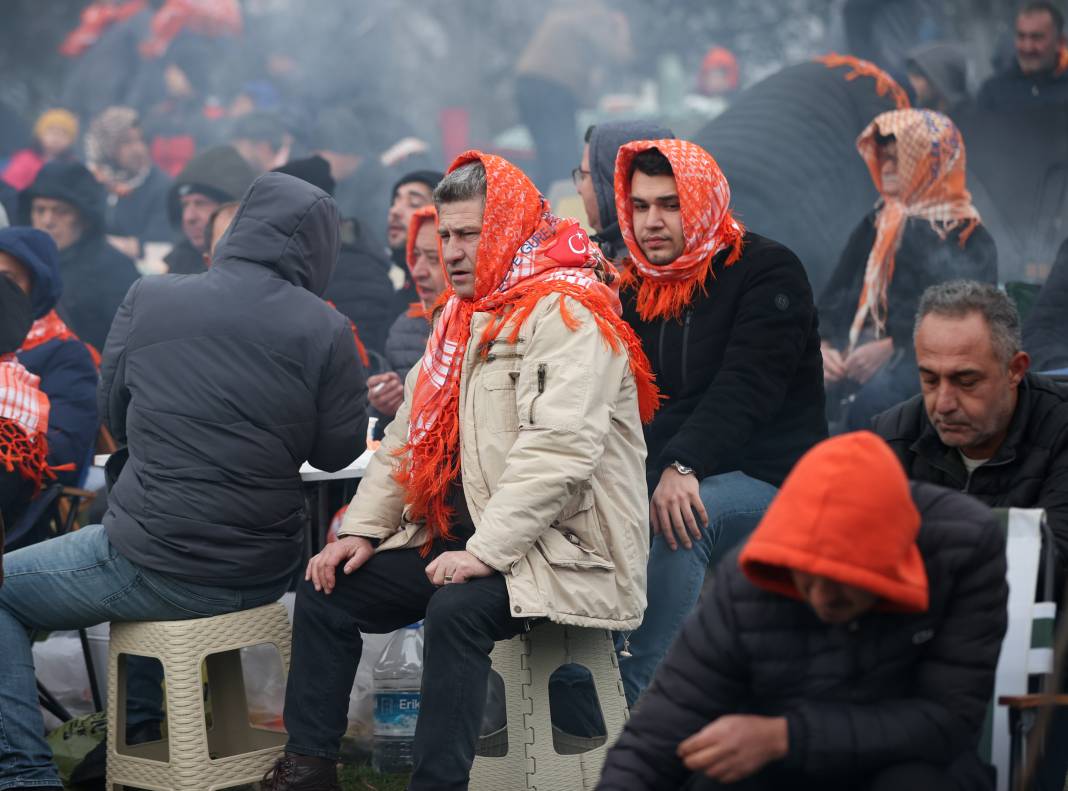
[470,623,629,790]
[106,602,291,791]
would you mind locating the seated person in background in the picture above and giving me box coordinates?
[612,139,826,705]
[20,161,141,351]
[0,172,368,791]
[278,155,397,355]
[1,109,79,192]
[0,275,52,532]
[576,121,674,264]
[819,109,996,431]
[366,206,445,434]
[0,228,98,550]
[162,145,255,275]
[978,2,1068,112]
[597,432,1008,791]
[85,106,174,256]
[262,152,656,791]
[1024,236,1068,372]
[874,280,1068,565]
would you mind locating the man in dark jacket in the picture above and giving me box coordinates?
[0,172,368,791]
[1024,237,1068,372]
[598,432,1008,791]
[874,279,1068,791]
[86,106,173,253]
[577,120,674,264]
[0,228,98,551]
[979,2,1068,112]
[20,161,140,351]
[613,139,827,704]
[819,109,996,431]
[163,144,256,275]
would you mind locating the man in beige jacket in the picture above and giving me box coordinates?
[263,150,658,791]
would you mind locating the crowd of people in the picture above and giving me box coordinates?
[0,2,1067,791]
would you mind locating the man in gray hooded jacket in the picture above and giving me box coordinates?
[0,172,367,791]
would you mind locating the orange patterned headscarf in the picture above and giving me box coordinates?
[397,150,659,551]
[848,109,980,349]
[404,205,439,317]
[615,139,745,322]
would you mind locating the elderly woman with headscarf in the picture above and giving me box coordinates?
[818,108,997,430]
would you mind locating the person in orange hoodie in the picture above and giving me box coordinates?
[598,431,1008,791]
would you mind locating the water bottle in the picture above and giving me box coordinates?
[371,623,424,773]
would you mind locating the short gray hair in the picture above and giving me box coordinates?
[433,162,487,205]
[914,280,1022,363]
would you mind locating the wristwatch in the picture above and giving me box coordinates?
[671,461,695,476]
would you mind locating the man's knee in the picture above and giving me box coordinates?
[424,579,505,637]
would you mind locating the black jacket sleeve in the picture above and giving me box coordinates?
[37,340,99,476]
[659,252,818,479]
[597,569,750,790]
[1024,239,1068,371]
[307,319,369,472]
[817,215,873,348]
[782,504,1008,775]
[97,279,141,445]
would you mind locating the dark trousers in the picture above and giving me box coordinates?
[515,74,580,193]
[686,761,954,791]
[282,536,525,791]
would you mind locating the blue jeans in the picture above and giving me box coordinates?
[619,471,778,705]
[0,524,287,789]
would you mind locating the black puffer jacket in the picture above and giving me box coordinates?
[597,482,1007,790]
[1024,237,1068,371]
[100,173,368,587]
[323,218,397,355]
[384,310,430,380]
[624,232,827,490]
[20,161,140,351]
[819,213,998,351]
[874,373,1068,565]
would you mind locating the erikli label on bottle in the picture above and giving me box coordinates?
[373,691,420,737]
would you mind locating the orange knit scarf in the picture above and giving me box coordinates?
[614,139,746,322]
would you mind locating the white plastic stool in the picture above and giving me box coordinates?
[470,623,629,790]
[106,602,291,791]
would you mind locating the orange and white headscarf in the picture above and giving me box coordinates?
[848,109,980,350]
[404,205,438,318]
[615,139,746,322]
[0,355,53,492]
[397,150,659,551]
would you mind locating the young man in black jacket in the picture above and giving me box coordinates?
[613,139,827,703]
[0,172,367,791]
[597,432,1008,791]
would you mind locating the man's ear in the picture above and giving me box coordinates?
[1008,351,1030,387]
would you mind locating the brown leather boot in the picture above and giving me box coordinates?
[261,753,341,791]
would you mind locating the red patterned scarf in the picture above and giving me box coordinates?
[20,310,101,368]
[615,139,746,321]
[0,355,53,492]
[398,151,660,552]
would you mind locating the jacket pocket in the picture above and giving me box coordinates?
[536,489,614,570]
[482,369,520,433]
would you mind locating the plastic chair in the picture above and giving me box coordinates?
[106,602,291,791]
[470,622,628,791]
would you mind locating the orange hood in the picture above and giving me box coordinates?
[739,431,928,613]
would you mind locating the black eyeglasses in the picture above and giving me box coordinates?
[571,167,590,186]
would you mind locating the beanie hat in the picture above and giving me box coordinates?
[33,109,79,142]
[740,431,928,613]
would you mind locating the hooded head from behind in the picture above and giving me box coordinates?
[213,171,340,297]
[740,431,928,616]
[0,227,61,319]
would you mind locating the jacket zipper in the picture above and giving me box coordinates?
[529,363,547,424]
[657,321,667,376]
[681,309,692,392]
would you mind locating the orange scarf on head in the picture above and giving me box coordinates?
[816,53,911,110]
[614,139,745,322]
[398,151,660,552]
[849,109,981,350]
[405,206,439,319]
